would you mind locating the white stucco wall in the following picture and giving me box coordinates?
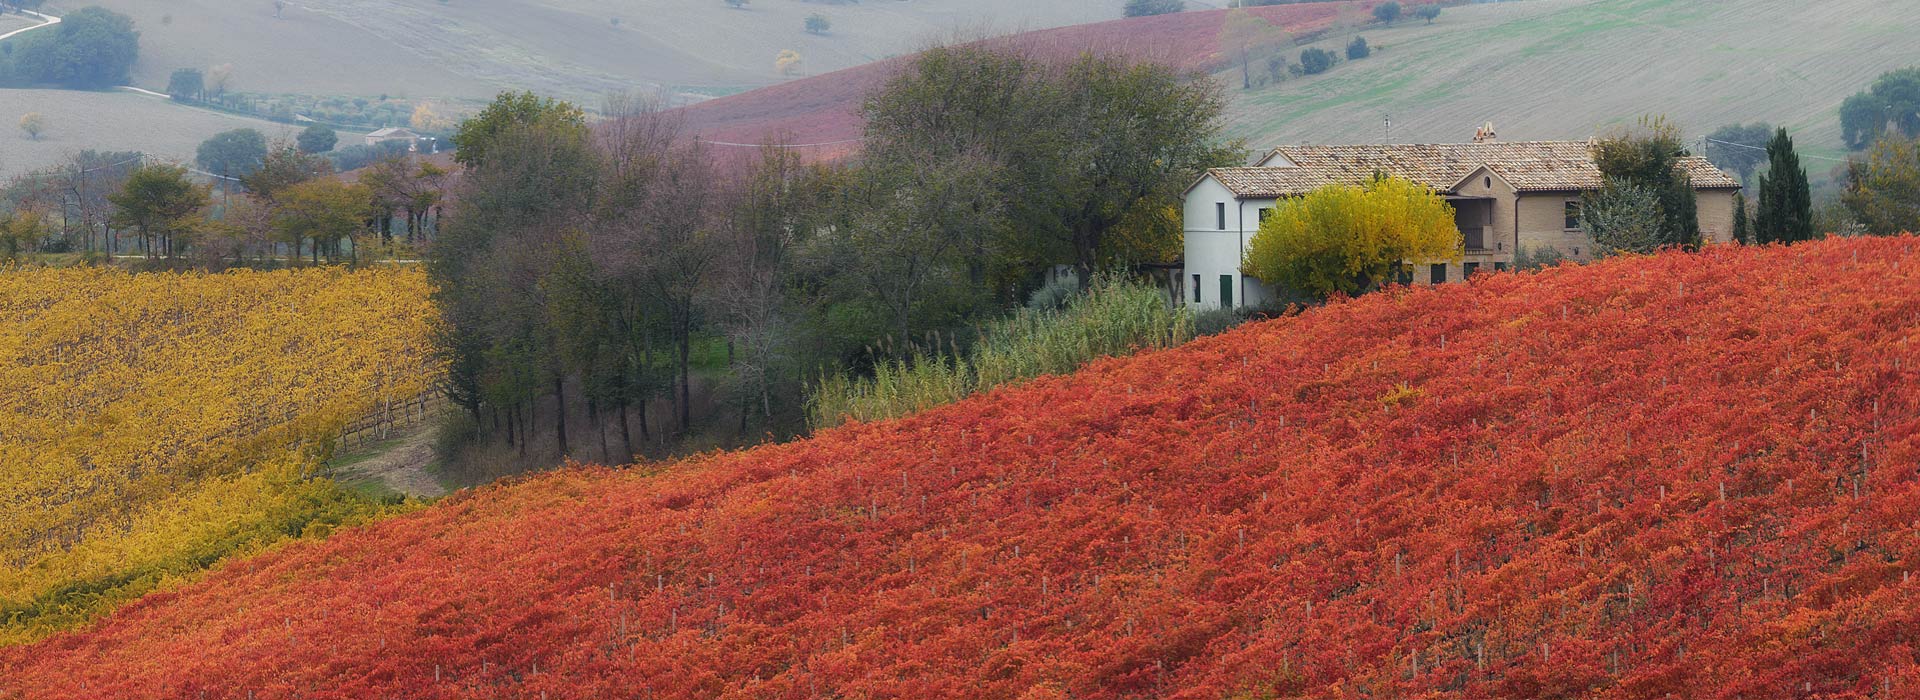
[1181,175,1275,311]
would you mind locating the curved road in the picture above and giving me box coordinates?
[1,8,170,100]
[0,8,58,41]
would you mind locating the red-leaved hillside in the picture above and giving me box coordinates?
[677,1,1382,158]
[7,237,1920,698]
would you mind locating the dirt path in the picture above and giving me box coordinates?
[333,427,447,499]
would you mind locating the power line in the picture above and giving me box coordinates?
[1700,137,1853,164]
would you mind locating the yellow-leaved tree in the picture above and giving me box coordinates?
[1241,176,1460,298]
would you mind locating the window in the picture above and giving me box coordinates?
[1192,274,1202,304]
[1494,261,1510,272]
[1257,207,1274,223]
[1464,262,1480,277]
[1484,176,1492,189]
[1396,265,1414,286]
[1216,202,1227,230]
[1219,275,1234,308]
[1565,200,1582,230]
[1430,264,1447,284]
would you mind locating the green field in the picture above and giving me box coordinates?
[1225,0,1918,164]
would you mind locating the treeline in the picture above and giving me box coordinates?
[431,46,1240,468]
[0,7,137,88]
[0,138,448,264]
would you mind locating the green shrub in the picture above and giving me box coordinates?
[807,272,1193,429]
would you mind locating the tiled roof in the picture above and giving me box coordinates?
[1206,141,1741,197]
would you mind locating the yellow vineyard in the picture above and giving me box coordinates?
[0,266,440,643]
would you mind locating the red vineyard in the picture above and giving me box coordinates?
[7,237,1920,698]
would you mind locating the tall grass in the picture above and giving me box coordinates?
[808,273,1194,429]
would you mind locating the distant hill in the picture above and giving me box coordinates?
[0,88,305,178]
[674,1,1373,158]
[58,0,1119,102]
[7,236,1919,697]
[1223,0,1920,165]
[674,0,1920,170]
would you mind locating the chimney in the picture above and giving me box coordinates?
[1472,122,1497,143]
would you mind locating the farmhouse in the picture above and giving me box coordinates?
[1182,127,1743,310]
[364,127,424,150]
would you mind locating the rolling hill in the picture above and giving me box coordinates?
[6,236,1918,697]
[1228,0,1920,161]
[57,0,1119,102]
[0,89,308,179]
[675,0,1920,166]
[674,1,1373,157]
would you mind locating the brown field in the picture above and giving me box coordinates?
[0,89,306,178]
[59,0,1121,102]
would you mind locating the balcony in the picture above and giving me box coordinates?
[1461,226,1488,253]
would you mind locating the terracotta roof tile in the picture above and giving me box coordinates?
[1207,141,1740,197]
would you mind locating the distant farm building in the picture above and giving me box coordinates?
[364,127,424,150]
[1181,125,1742,310]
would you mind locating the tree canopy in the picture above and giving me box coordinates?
[6,7,138,88]
[1840,67,1920,150]
[297,124,338,154]
[1241,176,1460,298]
[1123,0,1183,17]
[196,129,269,180]
[107,164,208,259]
[1591,117,1699,248]
[450,91,588,168]
[1703,122,1771,186]
[1842,134,1920,235]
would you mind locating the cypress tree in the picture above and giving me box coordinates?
[1755,128,1813,243]
[1731,191,1751,244]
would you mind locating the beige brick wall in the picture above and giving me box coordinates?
[1517,193,1592,261]
[1697,190,1738,243]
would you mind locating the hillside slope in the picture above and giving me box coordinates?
[0,89,300,179]
[1227,0,1920,158]
[7,238,1920,697]
[677,0,1920,164]
[674,1,1369,156]
[62,0,1116,101]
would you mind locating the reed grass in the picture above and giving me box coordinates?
[807,273,1193,429]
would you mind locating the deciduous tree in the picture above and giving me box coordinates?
[271,178,371,264]
[195,128,268,181]
[107,164,209,259]
[450,91,587,168]
[1124,0,1183,17]
[296,124,338,154]
[1241,176,1460,298]
[1841,134,1920,235]
[17,112,44,140]
[1592,116,1700,248]
[1704,122,1771,187]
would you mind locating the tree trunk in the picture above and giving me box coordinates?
[505,404,517,448]
[554,375,569,458]
[590,398,609,464]
[636,394,651,443]
[678,327,692,433]
[617,401,634,461]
